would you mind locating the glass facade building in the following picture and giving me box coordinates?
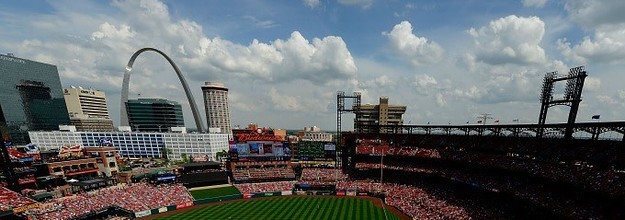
[126,98,184,132]
[0,54,70,144]
[28,131,229,161]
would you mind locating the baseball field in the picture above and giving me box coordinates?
[149,196,407,220]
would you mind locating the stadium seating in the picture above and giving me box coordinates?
[336,180,471,219]
[0,186,36,211]
[234,181,295,194]
[30,183,193,220]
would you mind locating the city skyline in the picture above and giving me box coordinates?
[1,0,624,130]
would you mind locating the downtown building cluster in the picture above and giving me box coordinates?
[0,52,407,163]
[0,53,230,162]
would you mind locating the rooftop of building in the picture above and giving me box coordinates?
[0,53,55,67]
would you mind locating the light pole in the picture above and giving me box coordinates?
[477,113,493,125]
[380,153,384,184]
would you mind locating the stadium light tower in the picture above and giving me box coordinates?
[537,66,587,139]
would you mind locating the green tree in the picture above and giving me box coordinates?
[181,153,189,163]
[162,147,172,161]
[215,150,229,162]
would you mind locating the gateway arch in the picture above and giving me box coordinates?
[120,48,205,132]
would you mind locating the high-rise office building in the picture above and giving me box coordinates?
[0,53,70,144]
[201,82,232,138]
[125,98,184,132]
[63,87,114,131]
[354,97,406,134]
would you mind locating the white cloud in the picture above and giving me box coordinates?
[454,15,561,105]
[243,15,279,29]
[304,0,320,8]
[360,74,395,88]
[269,87,301,111]
[436,93,447,107]
[565,0,625,29]
[338,0,373,9]
[557,25,625,64]
[413,74,437,88]
[384,21,444,66]
[91,22,135,40]
[597,95,619,105]
[584,77,601,92]
[522,0,547,8]
[467,15,546,65]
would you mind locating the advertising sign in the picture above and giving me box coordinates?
[237,143,249,156]
[157,175,176,181]
[135,210,151,218]
[324,143,336,151]
[13,203,40,213]
[249,143,260,155]
[98,138,113,146]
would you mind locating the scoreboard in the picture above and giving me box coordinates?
[298,141,336,161]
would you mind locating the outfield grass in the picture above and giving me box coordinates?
[154,197,402,220]
[190,186,241,200]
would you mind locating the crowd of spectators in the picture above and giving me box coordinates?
[28,183,193,220]
[0,186,36,211]
[432,165,598,219]
[234,181,295,194]
[446,151,625,196]
[233,167,295,181]
[336,180,471,220]
[300,168,348,182]
[355,140,441,158]
[356,154,603,219]
[355,163,434,173]
[18,174,36,184]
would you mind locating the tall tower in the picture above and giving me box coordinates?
[0,53,70,144]
[63,86,114,131]
[201,82,232,139]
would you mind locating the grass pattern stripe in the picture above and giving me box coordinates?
[152,197,403,220]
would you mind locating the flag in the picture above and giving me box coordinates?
[592,115,600,120]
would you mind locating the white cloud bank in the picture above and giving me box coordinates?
[384,21,444,67]
[1,0,359,128]
[467,15,547,66]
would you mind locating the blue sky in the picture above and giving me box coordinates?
[1,0,625,132]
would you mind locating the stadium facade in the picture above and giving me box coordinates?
[0,53,70,144]
[28,131,229,161]
[63,86,114,131]
[201,82,232,139]
[126,98,184,132]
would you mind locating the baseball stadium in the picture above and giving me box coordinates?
[1,64,624,219]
